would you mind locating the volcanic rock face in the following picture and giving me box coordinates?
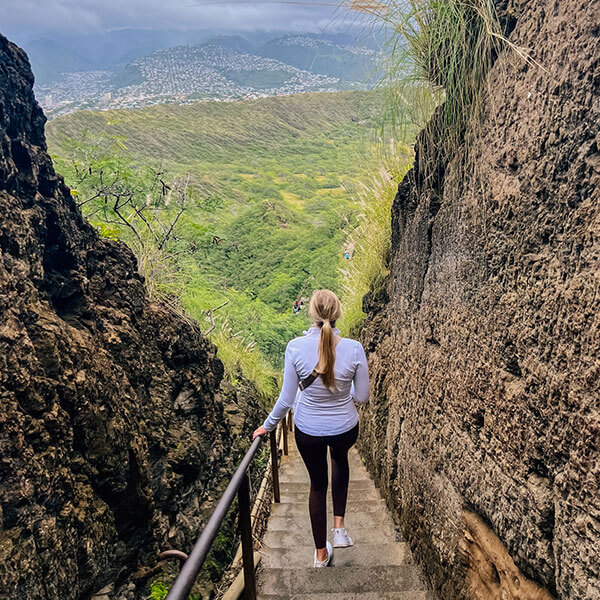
[357,2,599,599]
[0,35,264,599]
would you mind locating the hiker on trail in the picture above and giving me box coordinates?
[293,300,300,314]
[253,289,370,567]
[344,242,354,260]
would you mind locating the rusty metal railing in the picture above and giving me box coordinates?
[164,411,293,600]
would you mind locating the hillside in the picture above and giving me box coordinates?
[258,35,378,83]
[46,91,389,372]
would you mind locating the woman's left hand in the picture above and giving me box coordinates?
[253,425,268,440]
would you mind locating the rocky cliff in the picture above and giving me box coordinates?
[358,2,599,599]
[0,34,265,600]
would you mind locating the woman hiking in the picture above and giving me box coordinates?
[253,289,370,567]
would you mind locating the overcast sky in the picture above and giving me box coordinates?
[1,0,366,40]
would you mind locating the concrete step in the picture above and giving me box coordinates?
[283,449,364,463]
[279,480,376,494]
[284,449,365,465]
[261,542,413,569]
[278,487,381,504]
[258,565,427,596]
[265,511,396,539]
[279,473,372,484]
[264,522,396,548]
[278,463,372,482]
[259,593,435,600]
[270,499,389,517]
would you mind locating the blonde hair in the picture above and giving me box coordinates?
[308,289,342,391]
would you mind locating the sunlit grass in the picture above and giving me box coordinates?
[336,0,528,335]
[338,138,413,335]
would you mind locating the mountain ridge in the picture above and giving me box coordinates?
[33,32,379,117]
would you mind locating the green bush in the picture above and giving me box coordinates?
[148,581,172,600]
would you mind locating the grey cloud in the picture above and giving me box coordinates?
[1,0,358,39]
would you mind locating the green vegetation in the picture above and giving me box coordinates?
[109,63,145,88]
[149,581,178,600]
[47,91,402,392]
[150,580,199,600]
[351,0,523,151]
[338,139,413,335]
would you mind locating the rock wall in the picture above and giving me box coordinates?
[0,35,265,600]
[357,2,599,599]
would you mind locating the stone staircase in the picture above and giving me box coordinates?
[257,436,433,599]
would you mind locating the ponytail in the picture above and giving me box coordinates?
[308,289,342,392]
[317,319,336,391]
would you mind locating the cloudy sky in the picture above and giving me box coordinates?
[1,0,366,40]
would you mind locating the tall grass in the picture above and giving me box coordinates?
[349,0,516,155]
[338,139,413,335]
[211,326,279,405]
[337,0,539,331]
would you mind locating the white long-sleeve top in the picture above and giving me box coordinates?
[263,327,370,436]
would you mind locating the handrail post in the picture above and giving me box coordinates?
[287,411,293,433]
[282,417,289,456]
[269,430,280,503]
[238,473,256,600]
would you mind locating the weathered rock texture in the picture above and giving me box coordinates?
[0,35,265,599]
[357,2,599,599]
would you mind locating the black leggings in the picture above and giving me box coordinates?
[294,423,359,549]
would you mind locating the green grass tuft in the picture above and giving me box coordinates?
[348,0,522,157]
[210,328,279,404]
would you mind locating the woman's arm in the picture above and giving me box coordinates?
[352,341,370,404]
[262,343,299,431]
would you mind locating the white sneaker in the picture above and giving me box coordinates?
[314,541,333,567]
[332,527,353,548]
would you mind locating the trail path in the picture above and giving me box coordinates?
[257,435,433,599]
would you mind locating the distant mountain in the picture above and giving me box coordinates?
[21,28,297,79]
[25,39,92,85]
[258,35,379,83]
[29,29,379,117]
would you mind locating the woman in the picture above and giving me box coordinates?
[253,289,370,567]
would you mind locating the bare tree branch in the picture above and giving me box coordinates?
[113,195,143,246]
[205,300,229,335]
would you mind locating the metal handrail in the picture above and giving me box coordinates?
[165,412,293,600]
